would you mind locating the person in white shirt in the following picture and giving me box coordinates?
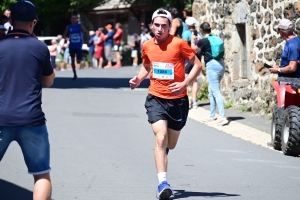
[3,9,13,33]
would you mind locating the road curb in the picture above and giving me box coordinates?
[188,107,273,150]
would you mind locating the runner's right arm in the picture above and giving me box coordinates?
[129,63,150,90]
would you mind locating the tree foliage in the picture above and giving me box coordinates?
[1,0,193,19]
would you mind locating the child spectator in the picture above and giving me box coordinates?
[128,33,139,67]
[60,38,72,71]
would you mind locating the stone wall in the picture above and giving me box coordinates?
[193,0,300,117]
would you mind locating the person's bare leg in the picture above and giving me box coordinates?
[152,120,168,173]
[33,172,52,200]
[167,128,181,150]
[192,79,199,104]
[71,57,77,79]
[60,61,65,70]
[105,60,112,69]
[133,57,138,66]
[116,51,121,65]
[166,128,181,171]
[99,57,103,68]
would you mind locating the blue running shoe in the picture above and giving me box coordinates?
[156,181,174,199]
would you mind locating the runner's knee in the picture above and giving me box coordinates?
[155,135,168,148]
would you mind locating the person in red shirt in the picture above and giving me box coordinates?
[113,22,123,68]
[94,28,105,68]
[129,9,202,200]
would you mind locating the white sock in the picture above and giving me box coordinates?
[158,172,167,184]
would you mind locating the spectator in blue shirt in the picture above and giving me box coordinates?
[270,19,300,77]
[104,24,115,69]
[0,1,55,199]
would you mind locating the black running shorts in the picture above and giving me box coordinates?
[144,94,189,131]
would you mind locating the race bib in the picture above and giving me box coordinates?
[152,62,174,80]
[70,33,80,43]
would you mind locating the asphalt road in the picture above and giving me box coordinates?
[0,67,299,200]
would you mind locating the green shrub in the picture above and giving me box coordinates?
[239,103,248,112]
[225,100,233,109]
[197,81,209,101]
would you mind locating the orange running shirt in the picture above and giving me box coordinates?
[142,35,196,99]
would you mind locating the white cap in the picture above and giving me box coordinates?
[185,17,197,26]
[152,9,172,23]
[274,18,293,30]
[89,30,95,36]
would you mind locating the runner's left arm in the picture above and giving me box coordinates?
[169,55,202,95]
[80,25,89,43]
[169,40,202,95]
[185,56,202,84]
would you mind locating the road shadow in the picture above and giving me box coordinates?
[196,102,210,107]
[227,116,245,122]
[0,179,33,200]
[173,190,241,199]
[49,77,150,89]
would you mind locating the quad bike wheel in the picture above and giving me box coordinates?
[281,105,300,156]
[271,105,282,150]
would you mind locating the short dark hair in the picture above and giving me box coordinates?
[183,8,192,16]
[200,22,211,33]
[168,7,179,17]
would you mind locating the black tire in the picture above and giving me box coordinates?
[281,105,300,156]
[271,105,282,150]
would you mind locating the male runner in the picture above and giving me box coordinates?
[63,14,88,80]
[129,9,202,199]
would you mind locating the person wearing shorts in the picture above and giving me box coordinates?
[129,9,202,200]
[0,1,55,199]
[183,17,200,109]
[104,24,114,69]
[113,22,123,68]
[128,33,139,67]
[94,28,105,68]
[63,14,88,80]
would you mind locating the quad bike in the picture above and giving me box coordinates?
[271,77,300,156]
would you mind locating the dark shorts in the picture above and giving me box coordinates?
[113,44,121,52]
[185,60,193,74]
[69,48,82,60]
[145,94,189,131]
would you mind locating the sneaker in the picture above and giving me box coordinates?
[113,64,122,68]
[156,181,174,199]
[192,102,198,109]
[214,117,229,126]
[201,117,217,123]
